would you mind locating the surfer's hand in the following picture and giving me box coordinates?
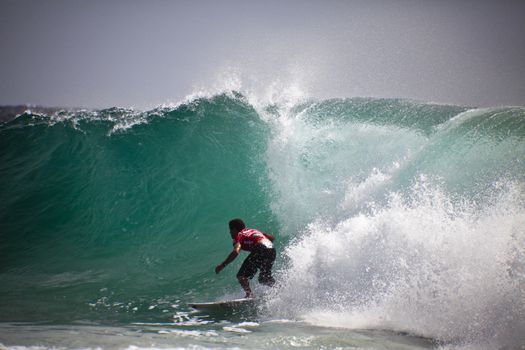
[215,263,225,274]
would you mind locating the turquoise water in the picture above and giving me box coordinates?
[1,93,524,349]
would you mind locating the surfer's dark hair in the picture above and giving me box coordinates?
[229,218,246,231]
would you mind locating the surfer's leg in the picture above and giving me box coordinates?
[237,276,253,298]
[237,253,258,298]
[258,248,276,286]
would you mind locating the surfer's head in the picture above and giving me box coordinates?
[229,218,245,236]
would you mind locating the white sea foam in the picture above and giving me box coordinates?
[267,179,525,349]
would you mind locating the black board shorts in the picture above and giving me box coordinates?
[237,244,276,285]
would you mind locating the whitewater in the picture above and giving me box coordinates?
[0,89,524,350]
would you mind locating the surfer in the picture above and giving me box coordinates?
[215,218,276,298]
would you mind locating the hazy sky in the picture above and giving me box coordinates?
[1,0,524,109]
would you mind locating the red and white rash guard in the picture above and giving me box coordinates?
[233,228,273,251]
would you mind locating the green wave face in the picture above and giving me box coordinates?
[0,94,524,345]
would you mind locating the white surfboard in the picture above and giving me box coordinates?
[188,298,258,312]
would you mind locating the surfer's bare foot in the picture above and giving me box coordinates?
[245,292,254,298]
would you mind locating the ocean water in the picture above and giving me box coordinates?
[0,92,524,350]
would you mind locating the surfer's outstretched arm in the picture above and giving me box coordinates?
[215,242,241,274]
